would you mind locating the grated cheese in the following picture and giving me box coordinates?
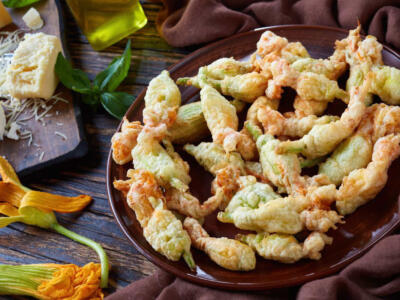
[54,131,67,140]
[1,93,68,145]
[0,104,5,140]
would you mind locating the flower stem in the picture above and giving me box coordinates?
[244,121,262,141]
[51,223,109,288]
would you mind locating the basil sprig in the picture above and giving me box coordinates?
[3,0,41,8]
[55,40,134,120]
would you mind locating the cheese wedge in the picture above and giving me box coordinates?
[0,2,12,29]
[22,7,44,30]
[6,33,61,99]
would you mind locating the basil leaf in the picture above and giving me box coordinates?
[55,53,93,94]
[2,0,41,8]
[81,93,99,110]
[100,92,134,120]
[94,40,131,92]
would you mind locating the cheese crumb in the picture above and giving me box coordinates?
[22,7,44,30]
[6,122,20,140]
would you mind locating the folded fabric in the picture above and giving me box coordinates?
[107,234,400,300]
[153,0,400,50]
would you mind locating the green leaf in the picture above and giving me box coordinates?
[2,0,41,8]
[55,53,93,95]
[100,92,134,120]
[81,93,100,110]
[94,40,131,92]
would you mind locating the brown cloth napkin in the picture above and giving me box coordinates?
[154,0,400,50]
[107,234,400,300]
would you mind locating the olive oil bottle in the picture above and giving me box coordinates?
[66,0,147,51]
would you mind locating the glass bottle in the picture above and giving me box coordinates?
[66,0,147,51]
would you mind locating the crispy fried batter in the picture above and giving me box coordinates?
[246,122,307,195]
[184,217,256,271]
[132,129,191,191]
[276,79,370,158]
[258,105,338,138]
[238,231,332,263]
[218,185,340,234]
[166,165,240,218]
[201,85,257,160]
[336,134,400,215]
[111,117,142,165]
[246,95,280,126]
[113,169,195,269]
[143,70,181,128]
[319,103,400,185]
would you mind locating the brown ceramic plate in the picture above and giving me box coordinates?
[107,25,400,290]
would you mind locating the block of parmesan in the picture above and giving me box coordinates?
[0,2,12,29]
[6,33,61,100]
[22,7,44,30]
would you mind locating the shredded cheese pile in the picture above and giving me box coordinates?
[1,94,68,144]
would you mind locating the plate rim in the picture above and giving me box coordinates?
[106,24,400,290]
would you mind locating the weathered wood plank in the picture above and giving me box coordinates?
[0,0,193,297]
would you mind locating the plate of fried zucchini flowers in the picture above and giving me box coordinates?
[107,25,400,290]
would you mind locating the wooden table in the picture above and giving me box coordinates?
[0,1,189,297]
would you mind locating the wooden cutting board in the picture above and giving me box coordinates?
[0,0,87,175]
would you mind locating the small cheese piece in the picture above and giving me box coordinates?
[22,7,44,30]
[6,122,20,140]
[0,2,12,29]
[6,33,61,99]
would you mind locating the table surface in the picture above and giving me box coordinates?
[0,1,190,297]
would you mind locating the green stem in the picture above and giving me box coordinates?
[176,77,191,86]
[51,223,109,288]
[300,156,325,168]
[244,121,262,141]
[183,251,196,271]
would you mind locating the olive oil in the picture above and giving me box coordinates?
[66,0,147,51]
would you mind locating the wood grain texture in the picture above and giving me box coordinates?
[0,0,86,175]
[0,1,186,298]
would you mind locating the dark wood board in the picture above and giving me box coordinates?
[0,0,87,175]
[108,26,400,290]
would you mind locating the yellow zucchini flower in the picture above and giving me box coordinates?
[0,157,109,288]
[0,263,103,299]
